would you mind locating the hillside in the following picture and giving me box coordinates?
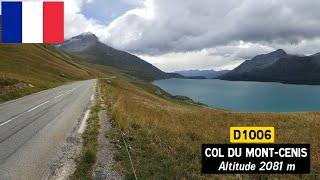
[99,71,320,179]
[220,49,288,80]
[175,69,229,78]
[0,44,93,102]
[219,49,320,84]
[57,33,183,81]
[252,54,320,84]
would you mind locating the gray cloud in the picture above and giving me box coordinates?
[18,0,316,71]
[102,0,320,56]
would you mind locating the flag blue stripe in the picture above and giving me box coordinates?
[2,2,22,43]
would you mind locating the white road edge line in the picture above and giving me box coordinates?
[78,88,95,134]
[78,110,91,134]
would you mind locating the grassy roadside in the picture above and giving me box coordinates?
[0,44,95,103]
[99,74,320,179]
[71,103,101,180]
[0,77,64,103]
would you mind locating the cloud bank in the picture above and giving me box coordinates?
[101,0,320,55]
[3,0,320,71]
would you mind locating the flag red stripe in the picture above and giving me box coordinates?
[43,2,64,44]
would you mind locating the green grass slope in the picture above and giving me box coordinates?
[0,44,92,102]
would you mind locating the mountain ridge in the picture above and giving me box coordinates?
[58,32,183,81]
[221,49,288,79]
[219,49,320,84]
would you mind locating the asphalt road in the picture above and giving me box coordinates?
[0,79,96,180]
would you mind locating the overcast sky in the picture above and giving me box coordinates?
[2,0,320,72]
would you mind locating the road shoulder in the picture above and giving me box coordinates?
[93,107,122,180]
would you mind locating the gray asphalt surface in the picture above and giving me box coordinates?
[0,79,96,180]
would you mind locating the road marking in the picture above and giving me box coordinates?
[0,114,23,127]
[65,87,77,94]
[90,94,95,101]
[27,101,50,113]
[0,82,79,107]
[55,87,78,99]
[0,101,50,127]
[0,86,79,127]
[54,94,64,99]
[78,110,91,134]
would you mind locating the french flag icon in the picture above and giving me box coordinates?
[1,1,64,44]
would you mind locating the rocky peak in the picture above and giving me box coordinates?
[57,32,99,52]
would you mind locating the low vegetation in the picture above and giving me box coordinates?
[1,44,319,179]
[71,103,101,180]
[99,73,320,179]
[0,44,92,102]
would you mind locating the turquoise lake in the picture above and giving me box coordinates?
[153,78,320,112]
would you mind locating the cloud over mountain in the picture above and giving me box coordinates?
[5,0,318,71]
[100,0,320,56]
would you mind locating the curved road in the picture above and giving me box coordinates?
[0,79,96,179]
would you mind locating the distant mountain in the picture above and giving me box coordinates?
[220,49,288,80]
[58,32,182,81]
[219,49,320,84]
[312,52,320,57]
[175,70,229,78]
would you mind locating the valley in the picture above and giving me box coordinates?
[99,70,320,179]
[0,32,319,179]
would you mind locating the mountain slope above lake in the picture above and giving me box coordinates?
[58,33,182,81]
[219,49,320,84]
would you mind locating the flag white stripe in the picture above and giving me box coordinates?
[22,2,43,43]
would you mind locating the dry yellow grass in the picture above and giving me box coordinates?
[0,44,93,102]
[99,74,320,179]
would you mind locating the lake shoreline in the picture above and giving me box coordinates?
[154,78,320,113]
[181,77,320,86]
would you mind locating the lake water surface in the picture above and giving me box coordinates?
[153,78,320,112]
